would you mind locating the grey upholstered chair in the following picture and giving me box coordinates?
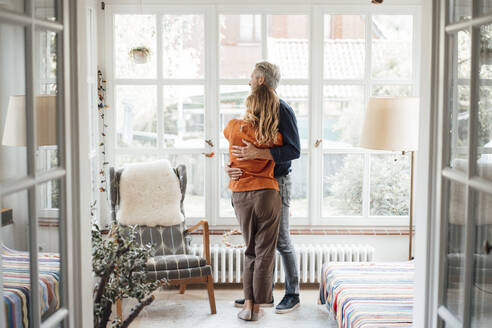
[110,164,216,316]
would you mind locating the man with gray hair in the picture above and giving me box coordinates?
[225,61,301,313]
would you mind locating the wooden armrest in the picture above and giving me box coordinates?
[185,220,211,265]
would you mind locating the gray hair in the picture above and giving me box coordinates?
[254,61,281,90]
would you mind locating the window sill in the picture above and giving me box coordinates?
[188,228,413,236]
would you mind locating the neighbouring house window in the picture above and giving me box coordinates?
[108,6,419,226]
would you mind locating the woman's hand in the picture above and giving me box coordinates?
[225,163,243,180]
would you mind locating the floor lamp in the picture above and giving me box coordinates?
[360,97,419,260]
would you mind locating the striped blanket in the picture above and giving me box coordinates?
[2,244,60,328]
[319,261,415,328]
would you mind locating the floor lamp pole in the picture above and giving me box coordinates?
[408,151,414,260]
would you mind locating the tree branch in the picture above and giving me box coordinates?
[119,295,155,328]
[95,262,116,304]
[97,299,114,328]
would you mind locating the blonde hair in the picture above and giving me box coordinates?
[243,84,280,146]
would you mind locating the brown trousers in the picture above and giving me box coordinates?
[232,189,281,304]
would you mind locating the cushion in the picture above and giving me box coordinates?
[118,159,184,226]
[121,224,190,256]
[147,254,207,272]
[147,265,212,281]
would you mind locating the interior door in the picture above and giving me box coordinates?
[434,1,492,327]
[0,1,78,327]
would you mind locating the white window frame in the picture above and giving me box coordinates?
[315,4,421,227]
[104,2,421,228]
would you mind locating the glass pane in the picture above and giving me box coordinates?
[371,85,412,97]
[220,153,234,217]
[444,179,467,320]
[116,85,157,148]
[479,0,492,17]
[448,30,471,172]
[277,85,309,149]
[162,15,204,79]
[36,30,59,172]
[371,15,413,80]
[471,190,492,327]
[370,153,410,216]
[323,154,363,217]
[114,15,157,79]
[1,190,31,326]
[324,15,365,79]
[35,0,57,21]
[450,0,472,22]
[477,24,492,181]
[267,15,309,79]
[323,85,364,148]
[290,154,308,218]
[219,85,249,148]
[168,154,205,218]
[115,154,160,168]
[220,15,262,79]
[0,24,27,182]
[163,85,204,148]
[38,179,62,321]
[0,0,24,13]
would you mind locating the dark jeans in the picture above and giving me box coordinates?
[274,174,300,296]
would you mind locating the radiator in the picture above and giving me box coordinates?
[189,244,375,284]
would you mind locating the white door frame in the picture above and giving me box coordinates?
[413,0,440,326]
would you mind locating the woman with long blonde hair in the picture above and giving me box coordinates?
[223,67,283,322]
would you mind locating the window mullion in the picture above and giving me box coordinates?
[156,14,164,150]
[29,186,41,326]
[207,5,219,226]
[362,13,372,219]
[310,6,323,225]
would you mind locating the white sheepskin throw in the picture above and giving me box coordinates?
[118,159,184,226]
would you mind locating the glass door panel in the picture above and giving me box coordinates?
[1,190,32,327]
[448,30,471,173]
[477,24,492,181]
[36,29,60,173]
[38,179,63,322]
[436,8,492,327]
[471,190,492,327]
[0,23,27,182]
[444,179,467,320]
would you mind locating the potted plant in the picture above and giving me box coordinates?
[129,46,151,64]
[92,224,165,328]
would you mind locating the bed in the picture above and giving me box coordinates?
[2,244,60,328]
[319,261,415,328]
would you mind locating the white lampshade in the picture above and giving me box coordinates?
[2,95,57,147]
[360,97,419,151]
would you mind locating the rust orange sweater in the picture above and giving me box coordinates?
[224,119,283,192]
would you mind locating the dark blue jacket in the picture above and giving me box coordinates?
[270,98,301,177]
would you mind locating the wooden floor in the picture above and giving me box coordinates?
[125,287,338,328]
